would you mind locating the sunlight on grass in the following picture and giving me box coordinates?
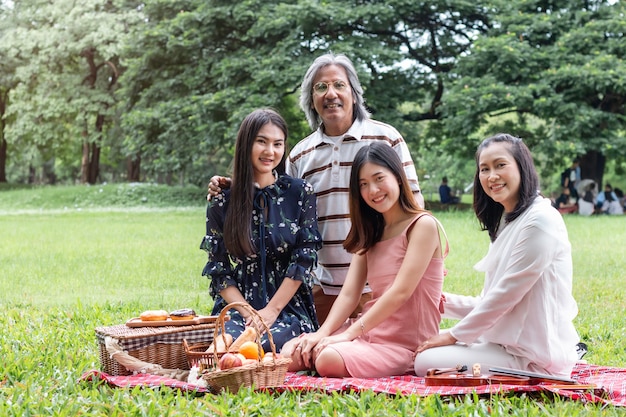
[1,211,210,311]
[1,206,625,415]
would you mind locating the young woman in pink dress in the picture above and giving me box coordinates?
[282,142,447,378]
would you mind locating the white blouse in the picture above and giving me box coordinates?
[445,196,580,376]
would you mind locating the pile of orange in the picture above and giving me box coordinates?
[238,341,264,360]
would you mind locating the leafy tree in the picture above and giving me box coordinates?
[441,0,626,189]
[120,0,493,186]
[8,0,623,192]
[2,0,494,186]
[0,1,21,183]
[119,0,314,184]
[3,0,143,184]
[289,0,495,189]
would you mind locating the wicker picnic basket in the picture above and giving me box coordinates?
[193,301,292,394]
[95,322,216,376]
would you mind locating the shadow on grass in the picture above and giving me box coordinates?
[425,200,472,212]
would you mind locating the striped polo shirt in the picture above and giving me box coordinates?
[286,118,420,295]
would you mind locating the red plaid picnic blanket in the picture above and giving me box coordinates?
[80,363,626,406]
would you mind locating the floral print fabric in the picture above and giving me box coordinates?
[200,174,322,351]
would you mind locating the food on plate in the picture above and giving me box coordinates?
[139,309,169,321]
[169,308,196,320]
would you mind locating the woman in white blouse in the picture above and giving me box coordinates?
[414,133,580,378]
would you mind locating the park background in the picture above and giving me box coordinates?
[1,185,625,415]
[1,0,625,198]
[2,0,626,415]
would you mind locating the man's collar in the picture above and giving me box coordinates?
[318,118,365,142]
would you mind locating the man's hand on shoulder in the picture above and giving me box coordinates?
[207,176,232,201]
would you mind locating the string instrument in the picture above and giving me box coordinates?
[424,366,530,387]
[425,365,595,389]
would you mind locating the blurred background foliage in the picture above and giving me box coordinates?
[1,0,624,198]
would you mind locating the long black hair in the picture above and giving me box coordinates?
[473,133,540,242]
[224,108,288,258]
[343,142,423,253]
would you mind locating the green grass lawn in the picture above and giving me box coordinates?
[1,185,625,415]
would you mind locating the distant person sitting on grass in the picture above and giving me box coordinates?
[596,183,623,215]
[439,177,460,204]
[553,187,578,214]
[577,182,596,216]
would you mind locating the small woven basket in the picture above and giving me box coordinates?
[199,301,292,394]
[183,339,226,372]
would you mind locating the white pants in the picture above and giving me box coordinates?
[414,341,524,376]
[577,199,594,216]
[603,200,624,215]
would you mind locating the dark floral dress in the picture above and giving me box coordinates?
[200,174,322,351]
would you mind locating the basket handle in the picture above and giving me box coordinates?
[213,301,277,362]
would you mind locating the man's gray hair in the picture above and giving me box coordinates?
[299,53,370,131]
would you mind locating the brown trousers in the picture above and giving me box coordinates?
[312,285,373,325]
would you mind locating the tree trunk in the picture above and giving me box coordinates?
[0,89,7,183]
[81,140,101,184]
[157,172,173,185]
[127,155,141,182]
[88,142,100,184]
[579,150,605,188]
[81,137,89,184]
[86,114,105,184]
[28,165,36,184]
[43,158,57,184]
[79,49,115,185]
[0,138,6,183]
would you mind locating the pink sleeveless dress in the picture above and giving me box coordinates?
[327,213,445,377]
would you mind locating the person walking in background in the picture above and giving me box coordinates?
[439,177,460,204]
[283,142,446,378]
[208,53,424,324]
[200,109,322,352]
[414,133,580,378]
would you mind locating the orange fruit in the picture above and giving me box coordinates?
[238,341,264,360]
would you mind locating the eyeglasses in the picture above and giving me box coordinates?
[312,80,349,95]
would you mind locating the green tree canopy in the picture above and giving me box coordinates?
[441,0,626,187]
[4,0,623,190]
[119,0,493,185]
[2,0,142,184]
